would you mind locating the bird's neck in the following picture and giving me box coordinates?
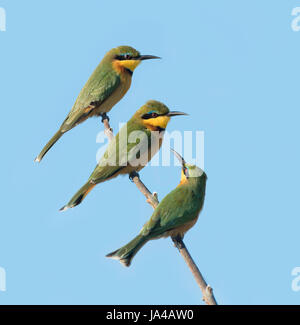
[144,124,165,132]
[142,116,170,132]
[112,60,140,76]
[178,175,206,197]
[124,68,133,76]
[178,170,188,186]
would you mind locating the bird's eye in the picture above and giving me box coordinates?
[184,167,189,178]
[116,54,132,60]
[141,112,158,119]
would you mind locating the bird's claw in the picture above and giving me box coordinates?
[129,171,139,182]
[101,113,110,123]
[172,235,184,249]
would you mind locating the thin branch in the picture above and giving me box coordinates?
[102,118,217,305]
[131,174,217,305]
[172,236,217,305]
[129,172,159,209]
[103,118,114,142]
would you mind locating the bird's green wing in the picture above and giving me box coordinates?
[88,124,151,183]
[61,69,121,131]
[141,186,200,238]
[87,135,121,183]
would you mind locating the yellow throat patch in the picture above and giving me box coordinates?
[143,116,171,131]
[178,170,188,186]
[113,59,141,74]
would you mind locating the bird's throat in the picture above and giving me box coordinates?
[178,170,188,186]
[143,116,170,131]
[113,59,141,75]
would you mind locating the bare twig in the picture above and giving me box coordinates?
[131,174,217,305]
[172,236,217,305]
[129,172,159,209]
[102,117,114,142]
[102,119,217,305]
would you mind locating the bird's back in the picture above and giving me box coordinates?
[141,181,206,239]
[60,59,125,132]
[89,120,164,183]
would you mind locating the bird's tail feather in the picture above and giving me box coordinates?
[35,130,63,163]
[60,181,96,211]
[106,234,147,267]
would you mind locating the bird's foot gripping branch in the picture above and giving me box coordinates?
[101,113,114,142]
[103,118,217,306]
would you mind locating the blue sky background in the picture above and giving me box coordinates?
[0,0,300,305]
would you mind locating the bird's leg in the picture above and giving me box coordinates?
[101,113,110,123]
[129,171,140,183]
[101,113,114,142]
[172,235,185,250]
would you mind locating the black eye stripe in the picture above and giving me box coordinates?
[142,112,159,119]
[141,111,170,119]
[115,54,133,60]
[141,113,152,119]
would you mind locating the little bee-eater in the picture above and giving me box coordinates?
[60,101,187,211]
[106,150,207,267]
[35,46,160,162]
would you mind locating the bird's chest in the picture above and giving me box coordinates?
[164,217,199,238]
[127,130,165,172]
[96,74,132,114]
[119,72,132,95]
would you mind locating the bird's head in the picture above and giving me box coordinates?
[171,149,207,187]
[134,100,187,131]
[134,100,187,132]
[110,46,160,75]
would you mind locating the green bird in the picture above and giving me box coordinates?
[106,150,207,267]
[60,100,187,211]
[35,45,160,163]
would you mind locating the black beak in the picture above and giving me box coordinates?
[167,111,188,117]
[171,149,186,168]
[138,55,161,61]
